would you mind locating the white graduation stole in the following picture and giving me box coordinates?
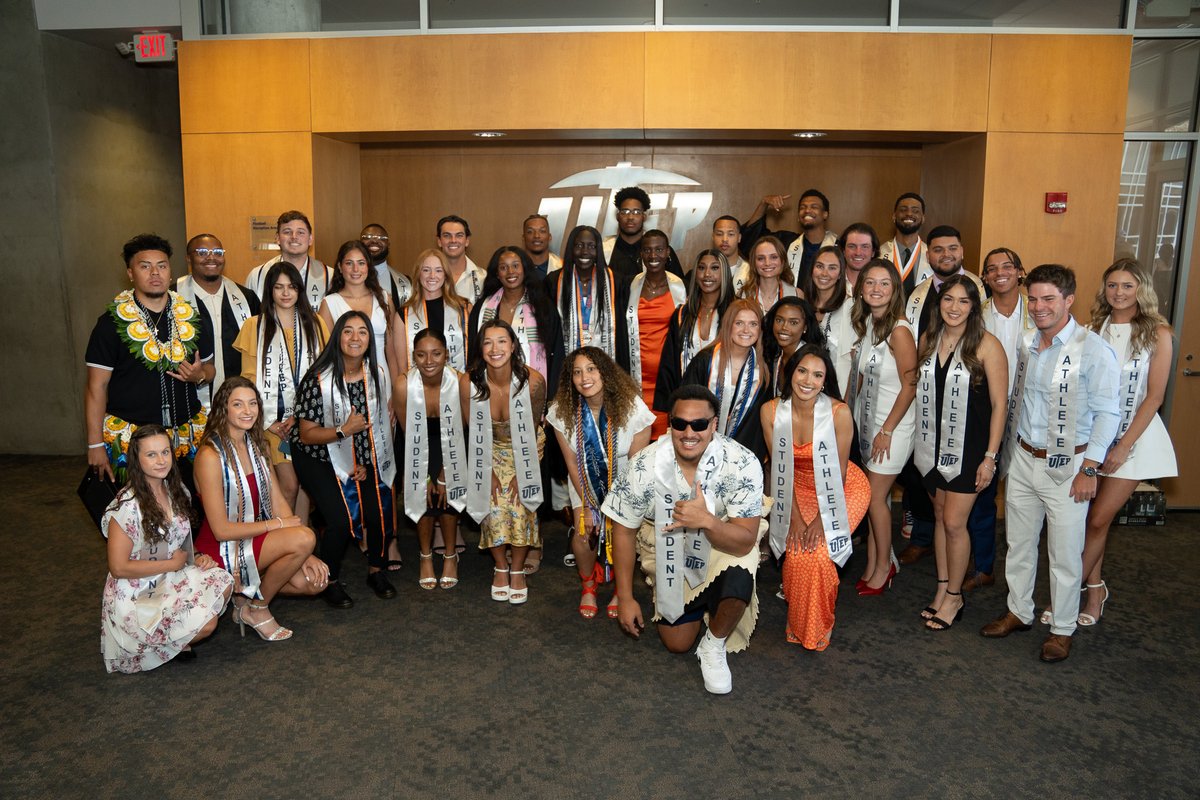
[653,437,721,623]
[215,435,269,600]
[625,272,687,381]
[768,397,851,565]
[258,313,313,425]
[707,344,761,438]
[914,341,970,483]
[406,301,466,371]
[851,332,890,458]
[560,269,616,356]
[893,238,923,282]
[319,366,396,485]
[465,375,542,523]
[403,367,466,523]
[176,275,252,408]
[1101,320,1149,442]
[906,279,933,328]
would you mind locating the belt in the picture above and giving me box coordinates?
[1017,436,1087,459]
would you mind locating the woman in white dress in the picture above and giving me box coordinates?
[101,424,232,673]
[804,245,855,398]
[1080,258,1176,625]
[549,347,655,619]
[319,240,396,380]
[849,258,916,596]
[738,236,802,316]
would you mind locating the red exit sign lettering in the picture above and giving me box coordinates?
[134,32,176,63]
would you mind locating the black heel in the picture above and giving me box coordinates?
[921,578,949,620]
[926,590,964,631]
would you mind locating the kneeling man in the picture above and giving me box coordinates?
[602,385,764,694]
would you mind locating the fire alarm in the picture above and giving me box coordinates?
[1045,192,1067,214]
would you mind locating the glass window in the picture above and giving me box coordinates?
[664,0,888,26]
[1127,39,1200,133]
[322,0,420,31]
[899,0,1124,28]
[428,0,653,29]
[1115,141,1191,318]
[1135,1,1200,30]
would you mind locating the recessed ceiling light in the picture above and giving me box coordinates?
[792,131,826,139]
[473,131,506,138]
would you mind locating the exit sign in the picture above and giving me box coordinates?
[133,32,175,63]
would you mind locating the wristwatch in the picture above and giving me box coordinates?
[335,425,346,441]
[1080,465,1098,478]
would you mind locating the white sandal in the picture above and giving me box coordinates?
[491,567,510,601]
[439,552,459,590]
[418,551,437,591]
[1077,581,1110,626]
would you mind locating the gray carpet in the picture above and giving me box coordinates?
[1,455,1196,799]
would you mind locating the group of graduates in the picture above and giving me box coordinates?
[92,186,1177,692]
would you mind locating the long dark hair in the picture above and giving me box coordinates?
[762,296,826,369]
[480,245,558,342]
[555,225,613,330]
[914,274,986,385]
[199,376,271,462]
[804,245,850,313]
[742,236,796,301]
[780,344,842,402]
[467,319,530,400]
[124,424,194,544]
[330,240,390,314]
[258,260,325,373]
[306,310,386,412]
[679,248,734,344]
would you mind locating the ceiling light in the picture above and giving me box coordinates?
[792,131,826,139]
[473,131,506,138]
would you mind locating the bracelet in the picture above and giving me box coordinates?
[984,450,998,460]
[879,430,892,437]
[275,517,282,530]
[87,442,106,449]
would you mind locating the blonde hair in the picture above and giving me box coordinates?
[405,248,467,315]
[1088,258,1169,356]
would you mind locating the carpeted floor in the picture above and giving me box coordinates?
[1,455,1196,799]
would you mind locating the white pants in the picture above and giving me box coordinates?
[1002,446,1087,636]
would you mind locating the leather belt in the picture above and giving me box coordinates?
[1017,436,1087,459]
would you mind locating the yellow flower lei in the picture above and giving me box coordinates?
[108,289,200,372]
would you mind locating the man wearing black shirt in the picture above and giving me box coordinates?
[85,233,214,483]
[740,189,837,289]
[603,186,683,280]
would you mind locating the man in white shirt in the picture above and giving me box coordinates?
[713,215,748,286]
[981,264,1119,663]
[523,214,561,278]
[878,192,933,294]
[244,211,332,312]
[360,223,411,311]
[437,214,486,304]
[838,222,879,292]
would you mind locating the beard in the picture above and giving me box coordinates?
[370,246,389,266]
[934,261,962,279]
[895,220,921,236]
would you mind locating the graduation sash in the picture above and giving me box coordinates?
[176,275,253,408]
[707,344,762,438]
[403,367,466,522]
[214,435,270,599]
[653,437,722,623]
[465,375,543,523]
[915,341,970,483]
[318,365,396,485]
[626,272,687,382]
[479,290,548,380]
[406,300,467,371]
[257,313,316,426]
[1100,320,1150,442]
[559,268,617,356]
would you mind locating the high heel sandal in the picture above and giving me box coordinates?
[579,574,598,619]
[439,552,459,590]
[858,563,896,596]
[1077,581,1110,626]
[921,579,949,620]
[925,590,964,631]
[491,567,510,602]
[418,551,437,591]
[606,594,620,620]
[240,602,293,642]
[508,570,529,605]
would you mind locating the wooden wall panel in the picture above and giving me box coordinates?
[920,134,987,269]
[312,135,363,265]
[359,143,922,276]
[181,132,314,283]
[988,35,1131,134]
[644,32,990,133]
[178,40,311,134]
[978,131,1124,307]
[309,34,645,134]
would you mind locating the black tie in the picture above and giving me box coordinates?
[902,247,912,265]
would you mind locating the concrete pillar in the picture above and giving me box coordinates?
[229,0,320,34]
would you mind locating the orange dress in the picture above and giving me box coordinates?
[638,292,677,439]
[783,442,871,651]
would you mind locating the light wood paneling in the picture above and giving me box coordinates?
[921,135,987,269]
[644,32,991,133]
[312,135,363,266]
[978,131,1124,308]
[988,35,1131,134]
[309,34,645,134]
[178,40,311,135]
[181,132,314,283]
[359,143,922,274]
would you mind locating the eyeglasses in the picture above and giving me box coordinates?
[669,416,713,432]
[616,208,645,217]
[361,234,388,242]
[193,248,225,258]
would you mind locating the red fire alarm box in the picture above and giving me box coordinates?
[1045,192,1067,214]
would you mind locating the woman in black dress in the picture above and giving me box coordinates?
[913,275,1008,630]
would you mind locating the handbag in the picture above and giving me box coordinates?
[77,469,119,533]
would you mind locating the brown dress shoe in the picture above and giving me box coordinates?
[1040,634,1072,663]
[980,611,1033,638]
[962,572,995,592]
[898,544,932,566]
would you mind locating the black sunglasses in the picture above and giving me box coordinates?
[669,416,714,433]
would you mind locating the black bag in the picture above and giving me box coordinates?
[77,470,119,533]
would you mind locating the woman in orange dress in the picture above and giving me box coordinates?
[761,344,870,650]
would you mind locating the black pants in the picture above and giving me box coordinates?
[662,566,754,626]
[293,449,393,579]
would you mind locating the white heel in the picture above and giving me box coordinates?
[491,567,510,601]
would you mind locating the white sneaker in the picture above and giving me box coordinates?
[696,632,732,694]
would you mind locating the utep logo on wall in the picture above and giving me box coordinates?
[537,161,713,254]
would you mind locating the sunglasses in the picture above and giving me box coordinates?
[669,416,713,432]
[193,248,225,258]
